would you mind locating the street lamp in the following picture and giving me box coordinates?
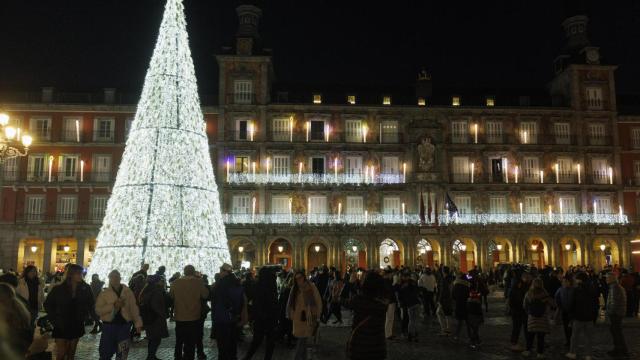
[314,245,321,253]
[238,246,244,253]
[496,244,503,251]
[30,245,37,253]
[600,244,606,252]
[277,245,284,253]
[63,244,70,252]
[564,243,571,251]
[460,244,467,252]
[0,112,32,213]
[531,243,538,251]
[352,245,358,253]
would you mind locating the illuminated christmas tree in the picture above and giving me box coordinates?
[89,0,230,280]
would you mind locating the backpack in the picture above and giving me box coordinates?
[528,297,546,317]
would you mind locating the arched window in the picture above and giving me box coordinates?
[417,239,432,254]
[452,239,464,254]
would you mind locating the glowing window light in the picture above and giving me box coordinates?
[486,97,495,107]
[80,160,85,182]
[347,95,356,105]
[608,166,613,184]
[576,164,581,184]
[452,96,460,106]
[383,96,391,105]
[313,94,322,104]
[418,97,426,106]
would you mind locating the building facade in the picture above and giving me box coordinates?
[0,5,638,273]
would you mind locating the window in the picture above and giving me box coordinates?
[90,196,108,223]
[486,97,495,107]
[554,122,571,144]
[559,197,576,214]
[308,196,327,221]
[634,161,640,184]
[452,156,470,183]
[313,94,322,104]
[381,121,398,143]
[345,120,363,142]
[632,129,640,149]
[232,195,250,214]
[346,196,364,215]
[594,196,612,214]
[63,117,81,142]
[125,117,134,140]
[93,155,112,182]
[271,196,290,214]
[454,196,472,215]
[310,156,325,174]
[3,158,17,181]
[93,117,114,142]
[524,196,541,214]
[588,123,606,145]
[27,154,46,182]
[234,156,250,174]
[557,157,573,183]
[233,80,253,104]
[591,158,608,184]
[30,117,51,140]
[58,155,78,182]
[347,95,356,105]
[309,120,325,141]
[382,96,391,105]
[486,121,503,143]
[451,121,468,143]
[272,155,290,176]
[345,156,363,177]
[520,121,537,144]
[452,96,461,106]
[490,158,506,183]
[57,195,77,223]
[417,97,426,106]
[383,197,401,215]
[382,156,399,175]
[522,157,539,183]
[489,196,506,214]
[272,118,289,141]
[236,119,250,141]
[25,195,45,222]
[586,86,603,110]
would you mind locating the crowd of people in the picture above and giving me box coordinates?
[0,261,637,360]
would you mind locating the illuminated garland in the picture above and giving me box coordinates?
[227,173,404,185]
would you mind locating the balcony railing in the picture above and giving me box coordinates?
[92,130,115,143]
[6,171,112,183]
[448,135,580,146]
[17,213,104,224]
[226,173,404,185]
[224,130,403,144]
[587,136,612,146]
[225,93,257,105]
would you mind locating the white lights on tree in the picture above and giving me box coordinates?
[89,0,230,282]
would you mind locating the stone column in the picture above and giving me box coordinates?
[76,237,86,267]
[43,238,53,273]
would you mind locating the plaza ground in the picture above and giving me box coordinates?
[54,291,639,360]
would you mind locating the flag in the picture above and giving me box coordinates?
[445,192,458,217]
[419,192,426,225]
[427,189,433,223]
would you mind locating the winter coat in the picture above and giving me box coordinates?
[467,293,484,327]
[523,289,553,333]
[348,295,387,360]
[606,282,626,318]
[418,273,437,292]
[212,275,247,326]
[95,284,143,328]
[554,286,574,313]
[452,278,470,320]
[382,278,396,304]
[287,282,322,338]
[508,282,529,317]
[398,281,420,308]
[90,279,105,301]
[570,284,598,322]
[169,275,209,322]
[250,280,279,327]
[437,275,454,315]
[16,278,44,311]
[43,281,95,339]
[139,283,169,339]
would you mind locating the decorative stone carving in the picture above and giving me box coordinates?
[366,190,379,213]
[418,136,435,171]
[292,192,306,213]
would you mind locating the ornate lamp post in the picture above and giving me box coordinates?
[0,112,33,215]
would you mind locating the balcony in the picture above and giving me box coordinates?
[59,130,84,143]
[8,170,112,183]
[587,136,612,146]
[93,130,115,143]
[225,93,257,105]
[225,129,403,144]
[226,172,405,185]
[16,213,104,225]
[450,173,471,183]
[590,171,611,185]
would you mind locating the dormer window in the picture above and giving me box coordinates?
[417,97,426,106]
[486,96,495,107]
[382,96,391,106]
[586,87,603,110]
[452,96,461,107]
[313,94,322,104]
[347,95,356,105]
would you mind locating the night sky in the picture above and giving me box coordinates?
[1,0,639,97]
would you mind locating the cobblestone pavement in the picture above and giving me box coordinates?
[48,292,639,359]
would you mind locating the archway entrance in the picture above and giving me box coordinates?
[417,239,440,267]
[53,238,78,272]
[451,238,476,273]
[593,239,619,270]
[17,238,45,270]
[488,237,512,268]
[269,238,293,270]
[231,239,257,269]
[307,243,328,270]
[343,238,366,274]
[379,238,400,269]
[527,238,547,268]
[84,239,97,268]
[559,237,581,269]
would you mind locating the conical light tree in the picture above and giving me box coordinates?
[88,0,230,280]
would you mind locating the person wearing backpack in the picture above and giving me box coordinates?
[466,286,484,349]
[213,263,248,360]
[138,275,168,360]
[522,278,554,358]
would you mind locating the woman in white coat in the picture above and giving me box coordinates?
[16,265,44,326]
[287,271,322,360]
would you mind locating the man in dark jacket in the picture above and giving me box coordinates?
[242,266,279,360]
[606,273,628,357]
[436,267,454,335]
[566,272,597,360]
[451,273,470,341]
[509,272,531,351]
[213,264,246,360]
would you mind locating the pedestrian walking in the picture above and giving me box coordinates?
[212,263,247,360]
[139,274,169,360]
[382,269,397,339]
[287,270,322,360]
[467,287,484,349]
[347,271,387,360]
[242,266,279,360]
[452,273,471,341]
[565,272,598,360]
[508,271,531,352]
[16,265,44,328]
[170,265,209,360]
[418,268,437,318]
[326,273,345,325]
[95,270,143,360]
[90,274,105,334]
[436,266,454,336]
[398,272,421,341]
[522,278,554,358]
[554,276,574,347]
[605,272,629,357]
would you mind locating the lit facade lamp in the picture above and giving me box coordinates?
[564,243,571,251]
[352,245,358,253]
[531,243,538,251]
[278,245,284,253]
[496,244,503,251]
[314,245,321,253]
[30,245,38,253]
[600,244,606,252]
[460,244,467,252]
[0,112,32,162]
[419,248,426,255]
[425,244,432,252]
[238,246,244,253]
[63,244,70,252]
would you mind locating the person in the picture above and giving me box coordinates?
[382,269,397,339]
[436,266,453,336]
[0,283,33,357]
[605,272,628,357]
[314,267,329,323]
[44,264,95,360]
[398,272,420,341]
[212,263,247,360]
[132,264,150,280]
[554,276,574,347]
[170,265,209,360]
[418,268,437,318]
[16,265,44,327]
[326,272,345,325]
[95,269,143,360]
[139,275,169,360]
[196,273,210,360]
[522,278,553,358]
[90,274,105,334]
[277,273,295,347]
[466,286,484,349]
[242,266,278,360]
[347,271,387,360]
[287,270,322,360]
[452,273,470,342]
[565,272,598,360]
[509,271,531,351]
